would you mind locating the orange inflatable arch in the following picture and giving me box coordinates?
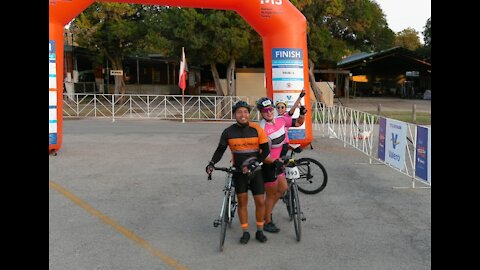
[49,0,312,154]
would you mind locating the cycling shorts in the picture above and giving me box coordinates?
[261,163,283,184]
[233,170,264,195]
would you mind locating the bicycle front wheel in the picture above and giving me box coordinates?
[296,157,328,194]
[219,193,229,252]
[291,184,302,241]
[228,192,237,228]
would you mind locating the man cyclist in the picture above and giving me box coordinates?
[257,96,307,233]
[205,100,280,244]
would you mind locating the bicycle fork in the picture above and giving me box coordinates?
[214,190,229,227]
[291,182,306,222]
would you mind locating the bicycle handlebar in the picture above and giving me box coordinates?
[207,163,263,180]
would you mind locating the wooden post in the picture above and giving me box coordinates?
[377,104,381,116]
[412,104,417,124]
[344,74,350,106]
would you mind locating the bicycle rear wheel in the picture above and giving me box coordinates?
[219,193,229,252]
[291,184,302,241]
[296,157,328,194]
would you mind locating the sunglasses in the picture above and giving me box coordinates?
[276,106,285,109]
[261,107,274,113]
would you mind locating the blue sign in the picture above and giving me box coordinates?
[378,117,386,160]
[49,133,57,145]
[288,129,305,140]
[49,40,55,54]
[415,126,430,182]
[272,48,302,60]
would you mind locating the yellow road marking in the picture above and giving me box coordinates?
[49,180,188,270]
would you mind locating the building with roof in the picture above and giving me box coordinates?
[337,47,431,98]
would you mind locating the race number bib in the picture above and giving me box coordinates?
[285,166,300,179]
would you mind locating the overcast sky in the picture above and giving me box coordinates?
[374,0,431,42]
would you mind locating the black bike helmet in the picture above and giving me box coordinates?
[256,97,273,110]
[232,100,251,113]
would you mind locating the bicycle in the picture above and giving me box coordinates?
[282,155,306,242]
[208,162,261,251]
[287,146,328,195]
[208,166,238,252]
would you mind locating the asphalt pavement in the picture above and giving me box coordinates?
[49,118,431,270]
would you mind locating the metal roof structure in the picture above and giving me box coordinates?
[337,47,431,71]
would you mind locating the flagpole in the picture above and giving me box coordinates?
[181,47,185,123]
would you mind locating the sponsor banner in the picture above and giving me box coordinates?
[49,40,57,89]
[415,126,431,183]
[271,48,304,90]
[288,128,305,140]
[378,117,386,160]
[384,119,407,170]
[49,133,57,145]
[271,48,305,140]
[49,90,57,144]
[273,92,304,118]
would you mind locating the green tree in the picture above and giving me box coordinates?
[292,0,395,98]
[70,3,150,96]
[416,17,431,60]
[423,17,431,47]
[152,7,259,96]
[394,27,421,51]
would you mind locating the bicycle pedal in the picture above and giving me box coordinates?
[213,220,220,227]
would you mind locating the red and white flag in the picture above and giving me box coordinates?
[178,48,188,92]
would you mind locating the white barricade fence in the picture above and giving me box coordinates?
[62,94,260,120]
[62,94,430,187]
[311,101,430,188]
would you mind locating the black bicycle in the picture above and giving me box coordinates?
[209,166,238,252]
[208,160,262,251]
[288,147,328,195]
[282,156,306,241]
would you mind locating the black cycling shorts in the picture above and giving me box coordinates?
[233,170,264,195]
[262,163,283,183]
[261,163,276,183]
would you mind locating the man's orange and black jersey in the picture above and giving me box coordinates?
[210,122,270,167]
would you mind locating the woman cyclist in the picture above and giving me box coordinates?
[256,96,307,233]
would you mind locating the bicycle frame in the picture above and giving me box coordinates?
[211,166,237,251]
[219,171,236,226]
[284,158,305,242]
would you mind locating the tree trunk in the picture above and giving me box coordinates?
[226,57,235,96]
[211,63,227,118]
[211,63,224,96]
[308,58,322,102]
[111,58,126,103]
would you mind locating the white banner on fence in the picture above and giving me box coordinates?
[384,119,407,171]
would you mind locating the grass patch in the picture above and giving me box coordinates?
[367,111,431,125]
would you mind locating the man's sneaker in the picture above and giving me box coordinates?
[240,231,250,244]
[264,222,280,233]
[255,231,268,243]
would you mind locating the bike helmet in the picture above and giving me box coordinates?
[232,100,251,113]
[256,97,273,110]
[275,100,288,108]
